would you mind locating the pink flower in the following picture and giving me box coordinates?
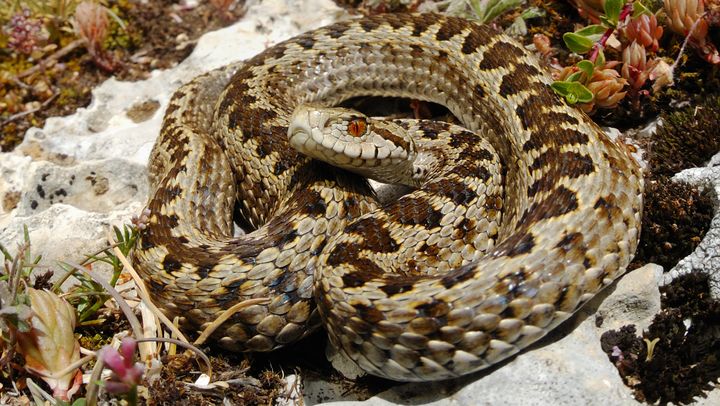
[4,9,45,55]
[100,337,144,394]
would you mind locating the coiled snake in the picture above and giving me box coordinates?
[133,13,643,381]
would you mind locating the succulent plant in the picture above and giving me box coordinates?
[4,8,46,55]
[623,13,664,52]
[663,0,708,41]
[15,289,82,401]
[622,40,650,90]
[586,64,629,110]
[663,0,720,63]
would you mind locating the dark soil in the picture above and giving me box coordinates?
[601,272,720,404]
[631,96,719,270]
[0,0,245,152]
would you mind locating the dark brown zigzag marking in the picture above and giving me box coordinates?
[498,64,543,98]
[252,42,287,65]
[436,19,465,41]
[453,217,476,242]
[293,189,328,216]
[162,255,182,273]
[416,300,450,318]
[273,160,289,176]
[411,13,439,37]
[410,44,424,58]
[522,127,591,153]
[387,197,443,229]
[495,269,528,303]
[440,262,477,288]
[160,130,189,161]
[341,259,384,288]
[594,195,622,222]
[450,161,482,179]
[295,33,315,49]
[342,196,364,220]
[555,232,584,252]
[477,41,524,70]
[383,13,408,30]
[448,130,481,148]
[360,18,381,32]
[461,23,495,54]
[379,279,418,296]
[498,232,535,257]
[426,178,478,206]
[353,303,385,323]
[325,20,351,39]
[519,186,578,225]
[345,217,399,253]
[527,152,595,196]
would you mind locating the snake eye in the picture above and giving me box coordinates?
[347,117,367,137]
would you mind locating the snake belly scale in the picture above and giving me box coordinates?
[133,13,644,381]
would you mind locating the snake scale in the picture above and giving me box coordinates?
[133,13,644,381]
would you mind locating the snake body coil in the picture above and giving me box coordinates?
[133,13,644,381]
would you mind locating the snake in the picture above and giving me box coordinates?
[132,13,644,381]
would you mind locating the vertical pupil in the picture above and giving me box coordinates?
[350,120,363,136]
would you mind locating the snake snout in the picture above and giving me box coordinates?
[287,105,331,154]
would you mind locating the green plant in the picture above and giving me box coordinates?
[553,0,640,104]
[467,0,524,23]
[54,224,139,323]
[439,0,526,24]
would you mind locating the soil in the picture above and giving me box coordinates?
[0,0,245,152]
[601,272,720,404]
[631,95,719,270]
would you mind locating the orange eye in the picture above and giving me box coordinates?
[348,118,367,137]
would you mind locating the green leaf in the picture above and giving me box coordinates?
[485,0,525,24]
[576,60,595,77]
[595,49,606,67]
[519,6,545,20]
[604,0,624,25]
[632,2,651,18]
[563,32,594,54]
[0,241,10,261]
[574,24,607,42]
[551,81,594,104]
[566,71,583,82]
[72,398,88,406]
[599,14,611,27]
[114,225,123,243]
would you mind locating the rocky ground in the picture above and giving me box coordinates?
[0,0,718,404]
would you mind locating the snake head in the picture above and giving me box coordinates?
[288,104,417,185]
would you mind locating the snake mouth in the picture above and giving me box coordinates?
[287,105,331,157]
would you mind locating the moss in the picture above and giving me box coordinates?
[601,272,720,404]
[104,2,142,51]
[633,180,713,270]
[650,95,720,177]
[631,94,718,271]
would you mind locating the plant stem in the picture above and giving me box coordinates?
[588,3,633,63]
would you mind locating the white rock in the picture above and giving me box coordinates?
[0,0,344,267]
[596,263,663,332]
